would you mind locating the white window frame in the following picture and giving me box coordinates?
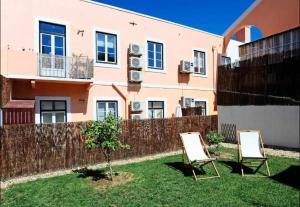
[145,38,166,73]
[34,16,70,56]
[145,98,167,119]
[192,48,208,78]
[35,96,71,124]
[93,97,122,120]
[194,98,208,115]
[93,28,121,69]
[41,111,66,123]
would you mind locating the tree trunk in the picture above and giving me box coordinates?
[107,150,113,181]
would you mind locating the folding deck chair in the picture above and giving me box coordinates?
[180,132,220,180]
[237,130,271,177]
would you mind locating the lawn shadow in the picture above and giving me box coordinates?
[73,167,108,181]
[219,160,255,174]
[165,162,206,177]
[270,165,300,190]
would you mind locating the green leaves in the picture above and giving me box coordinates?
[206,131,224,145]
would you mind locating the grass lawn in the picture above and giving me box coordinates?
[1,148,299,207]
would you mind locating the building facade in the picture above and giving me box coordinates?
[1,0,228,124]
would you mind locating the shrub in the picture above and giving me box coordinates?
[81,112,130,180]
[206,131,224,154]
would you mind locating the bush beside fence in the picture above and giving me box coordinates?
[0,115,217,180]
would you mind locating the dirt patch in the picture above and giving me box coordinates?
[90,172,133,190]
[211,152,233,159]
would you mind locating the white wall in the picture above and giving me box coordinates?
[226,39,243,62]
[218,105,300,149]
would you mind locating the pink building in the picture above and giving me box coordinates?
[1,0,226,124]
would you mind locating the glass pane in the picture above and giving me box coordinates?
[54,101,66,110]
[97,102,106,121]
[97,33,105,47]
[40,22,65,35]
[55,112,65,123]
[41,101,53,110]
[148,58,154,67]
[153,101,163,108]
[194,51,199,67]
[148,101,153,108]
[42,34,51,46]
[55,47,64,56]
[156,60,162,69]
[55,36,64,47]
[154,109,163,119]
[108,102,117,116]
[107,53,116,62]
[108,47,115,54]
[148,42,154,51]
[42,46,51,54]
[107,35,116,49]
[148,51,154,59]
[42,112,52,123]
[97,52,105,61]
[97,46,105,53]
[155,51,162,60]
[156,44,162,53]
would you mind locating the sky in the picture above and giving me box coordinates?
[93,0,263,40]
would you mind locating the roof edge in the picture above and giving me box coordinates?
[81,0,224,39]
[223,0,262,36]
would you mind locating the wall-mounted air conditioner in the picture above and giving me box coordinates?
[131,114,143,120]
[130,101,144,112]
[180,60,194,73]
[129,44,143,56]
[129,57,143,69]
[129,70,143,82]
[181,96,195,108]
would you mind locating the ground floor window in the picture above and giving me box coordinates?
[40,100,66,123]
[96,101,118,121]
[195,100,207,115]
[148,101,164,119]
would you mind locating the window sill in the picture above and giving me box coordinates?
[192,73,208,78]
[94,62,120,69]
[145,68,166,74]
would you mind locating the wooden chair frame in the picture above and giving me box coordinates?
[180,132,220,181]
[237,130,271,177]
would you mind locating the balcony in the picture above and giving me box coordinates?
[38,54,94,79]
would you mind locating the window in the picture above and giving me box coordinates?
[148,101,164,119]
[40,100,66,123]
[39,22,66,56]
[96,101,118,121]
[195,101,207,116]
[96,32,117,64]
[221,56,231,66]
[147,41,163,70]
[194,50,206,75]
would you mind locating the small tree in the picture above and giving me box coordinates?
[81,112,129,181]
[206,131,224,155]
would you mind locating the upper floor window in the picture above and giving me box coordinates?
[96,100,118,121]
[96,32,117,64]
[221,56,231,66]
[147,41,163,70]
[39,22,65,56]
[148,101,164,119]
[40,100,66,123]
[194,50,206,75]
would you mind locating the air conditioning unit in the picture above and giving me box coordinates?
[129,70,143,82]
[130,101,144,112]
[131,114,143,120]
[180,60,194,73]
[129,44,142,56]
[181,96,195,108]
[129,57,143,69]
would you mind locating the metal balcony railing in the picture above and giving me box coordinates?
[38,54,94,79]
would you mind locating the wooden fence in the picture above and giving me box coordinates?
[218,50,300,105]
[0,115,217,180]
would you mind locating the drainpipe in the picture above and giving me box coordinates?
[112,84,128,119]
[212,46,217,92]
